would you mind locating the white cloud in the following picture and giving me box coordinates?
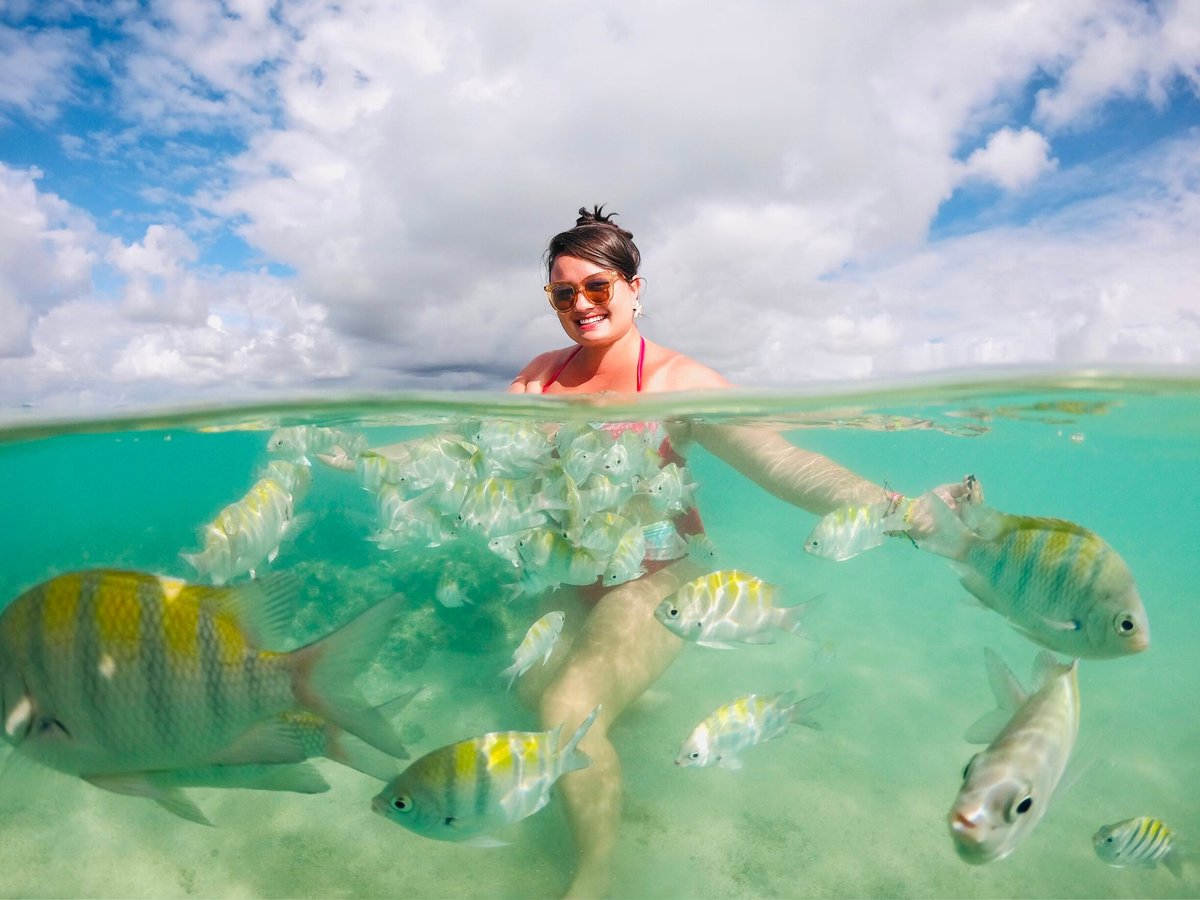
[959,127,1057,191]
[1,1,1199,412]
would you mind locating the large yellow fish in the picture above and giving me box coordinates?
[0,569,408,823]
[917,496,1149,659]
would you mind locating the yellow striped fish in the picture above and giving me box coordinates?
[653,570,808,649]
[1093,817,1186,877]
[0,569,408,822]
[676,689,827,769]
[916,497,1149,658]
[372,706,600,846]
[499,611,565,691]
[804,496,913,561]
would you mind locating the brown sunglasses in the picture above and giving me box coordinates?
[544,270,628,312]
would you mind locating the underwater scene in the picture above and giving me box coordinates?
[0,373,1197,900]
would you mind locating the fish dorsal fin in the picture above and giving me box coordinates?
[984,647,1027,710]
[199,573,300,650]
[964,648,1027,744]
[1030,650,1072,691]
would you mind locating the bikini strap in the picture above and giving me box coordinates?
[636,336,645,392]
[542,345,584,392]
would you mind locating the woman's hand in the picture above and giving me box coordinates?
[896,474,983,542]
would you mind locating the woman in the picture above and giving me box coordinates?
[510,206,962,898]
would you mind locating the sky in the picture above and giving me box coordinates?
[1,0,1199,412]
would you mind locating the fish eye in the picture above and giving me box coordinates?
[1113,612,1138,634]
[1005,794,1033,821]
[689,751,700,760]
[390,795,413,813]
[666,606,679,618]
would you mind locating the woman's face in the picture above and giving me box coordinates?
[548,255,641,345]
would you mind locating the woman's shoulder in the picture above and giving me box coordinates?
[644,341,732,391]
[509,346,575,393]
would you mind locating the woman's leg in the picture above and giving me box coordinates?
[538,559,704,899]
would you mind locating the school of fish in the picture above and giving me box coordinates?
[0,417,1168,890]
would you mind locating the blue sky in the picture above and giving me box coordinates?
[1,0,1199,410]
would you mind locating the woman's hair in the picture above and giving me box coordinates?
[545,205,641,279]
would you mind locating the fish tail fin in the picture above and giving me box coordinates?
[777,595,813,637]
[290,595,409,759]
[911,491,973,561]
[1165,843,1187,879]
[499,662,521,692]
[785,690,829,731]
[557,705,601,776]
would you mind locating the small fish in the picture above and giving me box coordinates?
[0,570,409,823]
[602,524,647,586]
[182,469,310,584]
[500,611,566,690]
[435,574,473,609]
[654,570,808,649]
[372,706,600,846]
[267,425,367,465]
[676,689,827,770]
[1093,817,1186,877]
[686,533,720,564]
[916,496,1150,659]
[948,648,1080,865]
[804,497,912,561]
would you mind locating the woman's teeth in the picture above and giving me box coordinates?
[578,314,606,325]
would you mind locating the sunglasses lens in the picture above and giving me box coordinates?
[582,277,614,303]
[550,285,576,309]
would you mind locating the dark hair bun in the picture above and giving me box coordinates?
[575,204,631,238]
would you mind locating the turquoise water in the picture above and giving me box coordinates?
[0,373,1197,899]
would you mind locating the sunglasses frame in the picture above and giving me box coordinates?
[544,270,629,312]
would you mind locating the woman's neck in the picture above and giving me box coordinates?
[567,330,644,393]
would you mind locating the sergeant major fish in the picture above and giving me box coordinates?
[1093,816,1186,877]
[654,570,809,649]
[804,496,912,561]
[500,611,566,690]
[372,706,600,846]
[917,496,1149,659]
[676,689,828,770]
[949,648,1080,865]
[0,569,409,823]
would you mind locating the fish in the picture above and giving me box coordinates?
[653,570,809,649]
[601,524,647,587]
[915,496,1149,659]
[372,706,600,846]
[267,425,368,467]
[0,569,409,823]
[686,533,720,564]
[434,574,473,609]
[1093,817,1185,877]
[803,497,912,561]
[948,648,1080,865]
[182,465,311,584]
[676,689,827,770]
[499,611,565,690]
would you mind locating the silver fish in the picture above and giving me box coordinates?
[372,706,599,846]
[676,689,827,770]
[1093,816,1186,877]
[948,648,1080,864]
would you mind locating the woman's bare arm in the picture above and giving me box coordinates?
[689,422,885,516]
